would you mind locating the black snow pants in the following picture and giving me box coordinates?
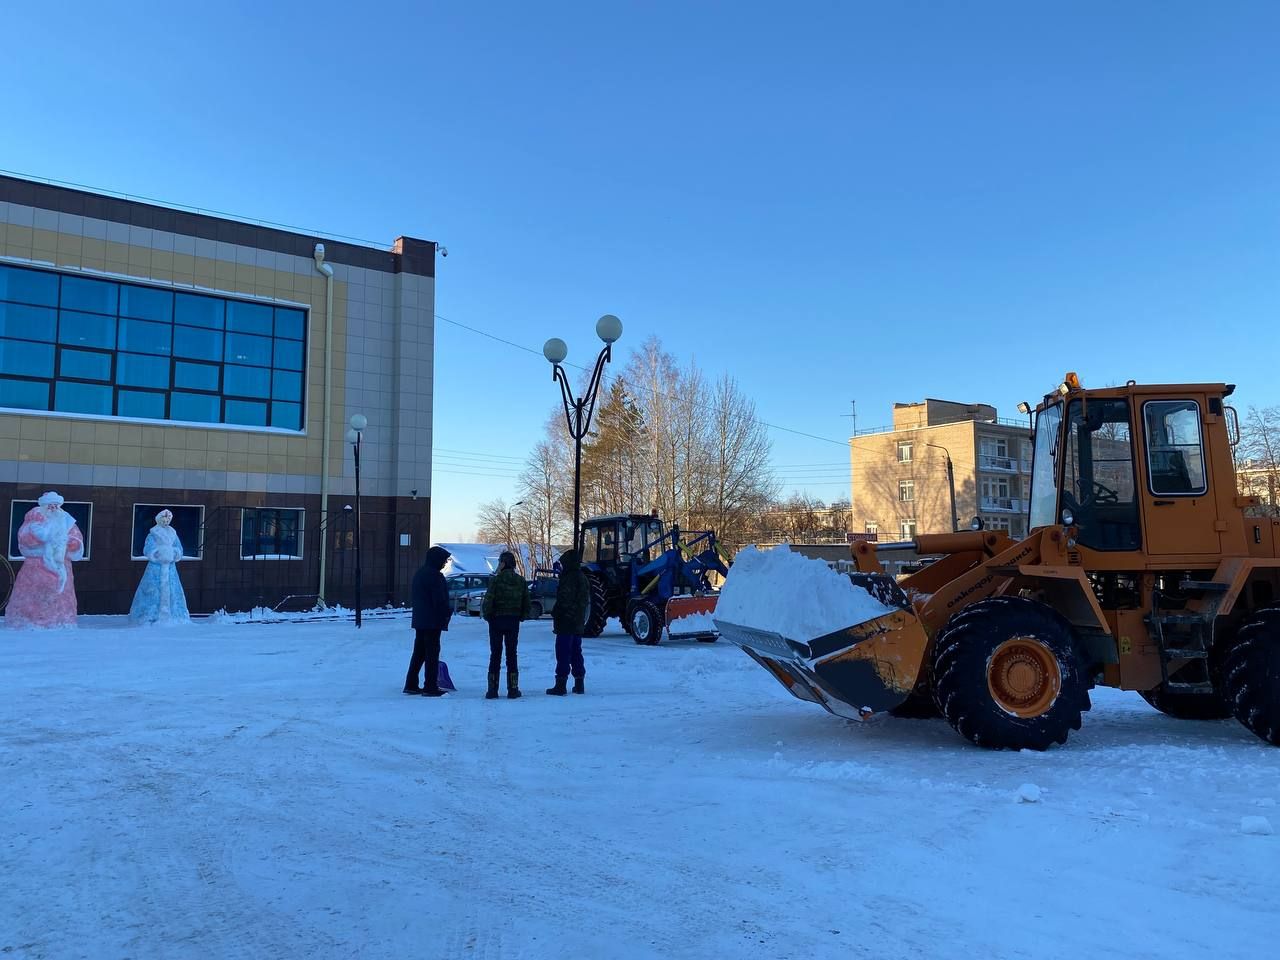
[406,628,442,691]
[487,615,520,674]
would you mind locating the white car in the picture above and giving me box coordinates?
[464,589,487,617]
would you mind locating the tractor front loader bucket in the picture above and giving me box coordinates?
[715,573,931,720]
[665,594,720,641]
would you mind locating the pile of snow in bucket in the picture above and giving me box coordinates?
[667,612,718,635]
[714,546,894,640]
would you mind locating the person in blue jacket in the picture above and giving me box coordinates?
[406,545,452,696]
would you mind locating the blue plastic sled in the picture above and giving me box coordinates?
[437,661,456,691]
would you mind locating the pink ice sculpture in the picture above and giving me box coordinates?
[6,491,84,629]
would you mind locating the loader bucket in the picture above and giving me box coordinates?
[666,594,719,641]
[714,573,931,720]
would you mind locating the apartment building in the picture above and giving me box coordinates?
[0,174,437,614]
[849,398,1034,541]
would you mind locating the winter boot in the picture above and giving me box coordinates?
[573,676,585,695]
[507,671,522,700]
[422,685,446,697]
[403,684,422,695]
[485,672,500,700]
[546,678,568,696]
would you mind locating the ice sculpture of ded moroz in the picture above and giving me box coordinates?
[6,491,84,629]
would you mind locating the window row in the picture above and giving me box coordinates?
[0,379,301,429]
[5,502,305,562]
[0,264,305,339]
[0,312,305,370]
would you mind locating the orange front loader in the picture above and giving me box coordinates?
[716,375,1280,749]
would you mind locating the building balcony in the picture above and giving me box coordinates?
[980,496,1025,513]
[979,454,1018,472]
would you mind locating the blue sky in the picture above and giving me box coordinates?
[4,1,1278,539]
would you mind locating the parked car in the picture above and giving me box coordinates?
[446,573,492,613]
[464,589,487,617]
[527,571,558,620]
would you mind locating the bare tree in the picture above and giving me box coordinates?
[1239,405,1280,510]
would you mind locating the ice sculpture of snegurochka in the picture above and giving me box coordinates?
[6,491,84,629]
[129,509,191,625]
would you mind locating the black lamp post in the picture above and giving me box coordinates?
[507,499,525,567]
[924,441,959,533]
[345,414,367,628]
[543,315,623,554]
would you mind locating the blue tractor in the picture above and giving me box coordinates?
[577,513,731,644]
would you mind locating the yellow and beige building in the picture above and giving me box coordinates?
[0,174,437,613]
[850,399,1034,542]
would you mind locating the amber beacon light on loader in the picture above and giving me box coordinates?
[715,373,1280,750]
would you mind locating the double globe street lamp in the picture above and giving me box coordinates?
[543,314,623,554]
[344,414,368,628]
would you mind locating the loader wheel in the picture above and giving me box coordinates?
[932,597,1090,750]
[529,601,543,621]
[1223,607,1280,745]
[626,599,662,645]
[1140,685,1232,720]
[582,572,609,638]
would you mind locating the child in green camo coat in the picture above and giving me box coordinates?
[481,551,531,699]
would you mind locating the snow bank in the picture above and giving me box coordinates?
[714,546,893,640]
[668,612,718,635]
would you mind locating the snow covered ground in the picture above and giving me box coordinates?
[3,613,1278,959]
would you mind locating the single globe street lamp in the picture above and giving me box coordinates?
[345,414,368,627]
[543,314,623,553]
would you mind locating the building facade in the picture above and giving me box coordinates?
[0,174,436,614]
[850,399,1034,541]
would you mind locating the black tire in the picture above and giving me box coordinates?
[932,597,1091,750]
[529,601,543,621]
[1223,607,1280,745]
[582,572,609,638]
[626,598,662,645]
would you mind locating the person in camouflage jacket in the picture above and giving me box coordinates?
[481,551,531,699]
[547,548,589,695]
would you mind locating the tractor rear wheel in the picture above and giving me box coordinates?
[932,597,1091,750]
[626,599,662,645]
[582,571,609,638]
[1223,607,1280,745]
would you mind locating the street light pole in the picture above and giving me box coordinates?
[506,500,525,571]
[345,414,367,628]
[543,315,623,554]
[924,441,958,533]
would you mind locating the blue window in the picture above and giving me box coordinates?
[0,264,59,306]
[117,390,166,419]
[271,401,301,430]
[0,377,49,410]
[60,276,118,315]
[273,338,303,371]
[1,267,306,431]
[119,285,173,322]
[59,349,112,381]
[274,308,305,340]
[272,370,302,402]
[224,365,270,398]
[54,380,112,415]
[241,507,302,559]
[116,353,169,388]
[0,339,55,377]
[226,301,273,335]
[59,311,116,349]
[174,325,222,359]
[118,318,172,356]
[175,293,224,329]
[170,391,221,423]
[174,361,219,392]
[0,302,57,342]
[225,332,272,367]
[225,398,267,426]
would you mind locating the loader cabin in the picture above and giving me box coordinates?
[1028,374,1273,568]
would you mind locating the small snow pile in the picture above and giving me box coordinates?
[715,547,893,641]
[1240,816,1273,836]
[668,612,717,635]
[1014,783,1043,804]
